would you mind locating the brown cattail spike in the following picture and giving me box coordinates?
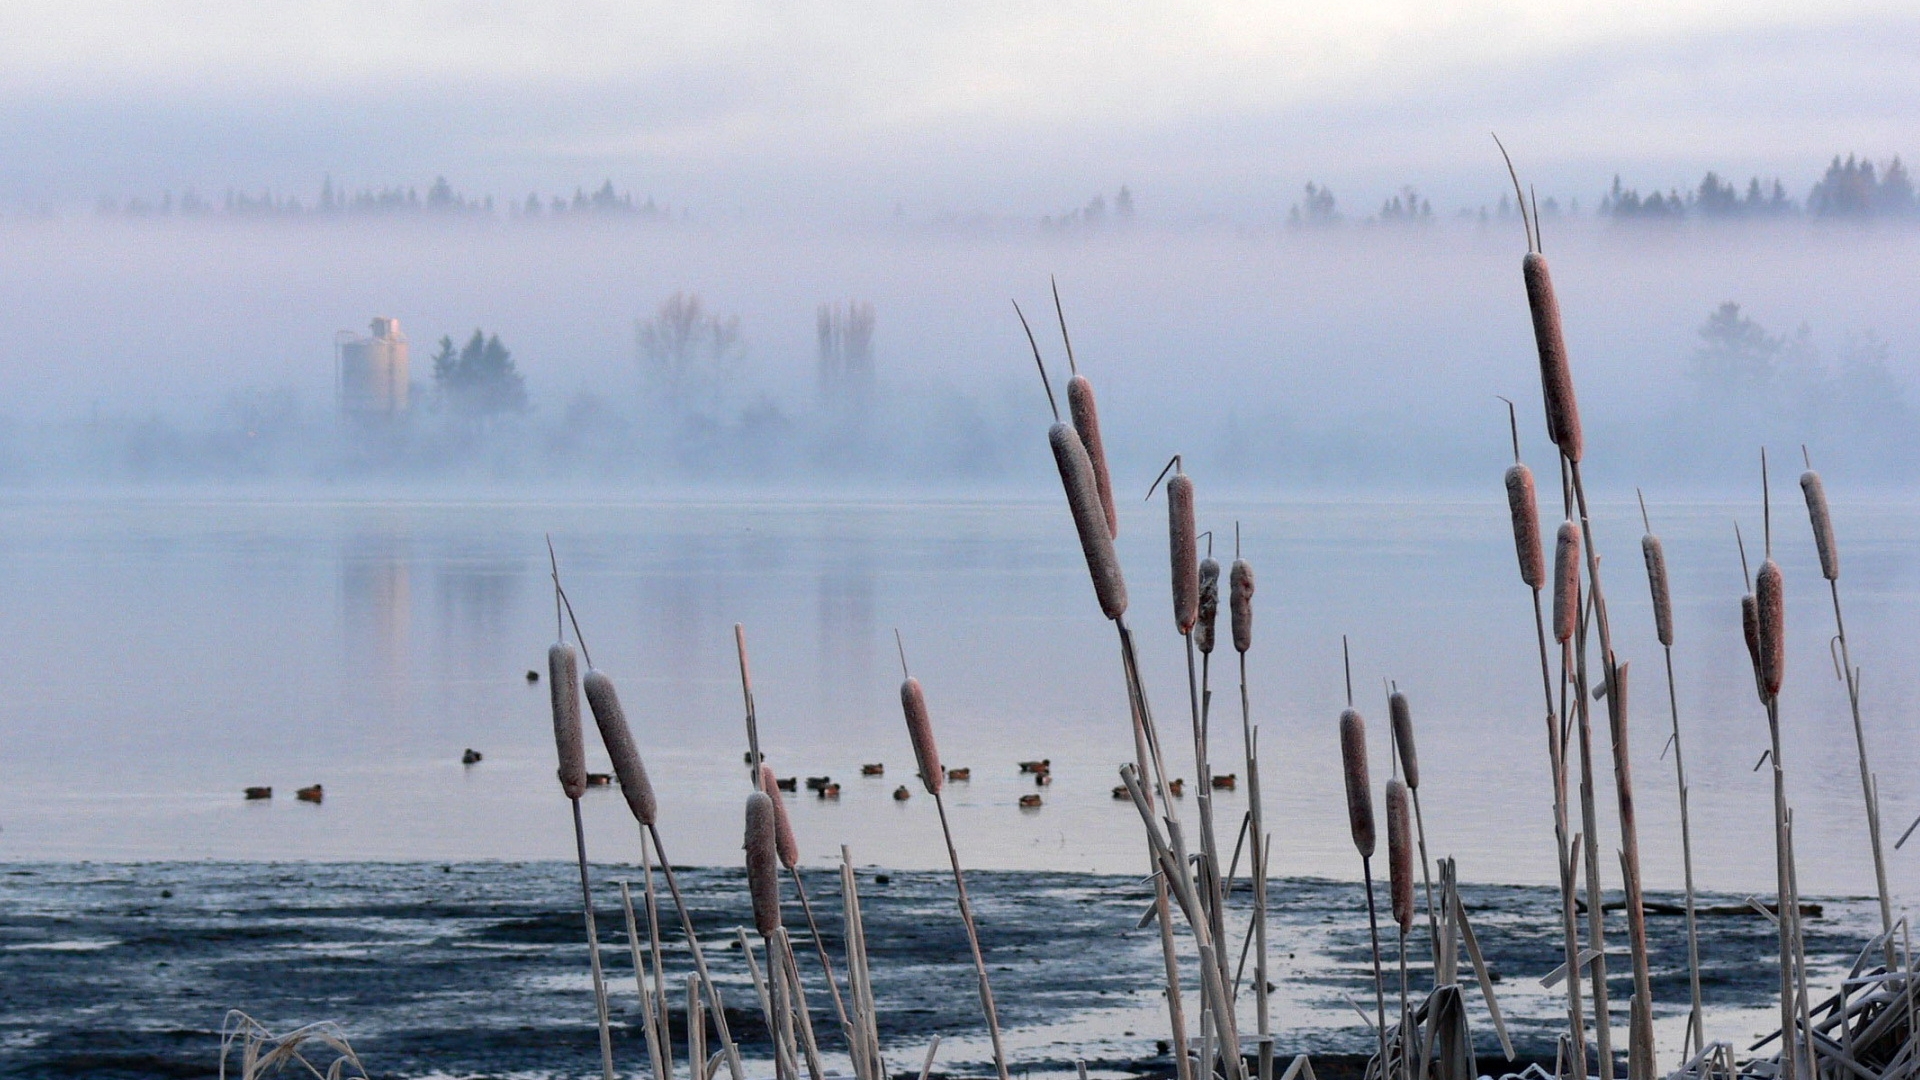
[1642,533,1673,648]
[1506,464,1544,590]
[1050,422,1128,620]
[900,676,943,795]
[759,764,799,869]
[549,642,586,799]
[1756,559,1785,697]
[1230,558,1254,654]
[744,791,781,937]
[1386,779,1415,933]
[585,669,657,826]
[1552,521,1580,644]
[1340,708,1375,858]
[1801,470,1838,581]
[1166,468,1199,634]
[1523,253,1583,463]
[1388,691,1418,792]
[1741,593,1765,703]
[1068,375,1118,540]
[1195,557,1220,655]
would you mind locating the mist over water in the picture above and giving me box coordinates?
[0,216,1917,494]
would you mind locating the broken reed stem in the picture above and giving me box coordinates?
[622,880,671,1080]
[689,974,708,1080]
[571,799,616,1080]
[789,868,855,1047]
[650,824,748,1080]
[840,846,887,1080]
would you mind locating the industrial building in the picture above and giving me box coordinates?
[337,317,410,419]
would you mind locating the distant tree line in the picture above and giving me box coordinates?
[92,176,666,221]
[1601,155,1914,220]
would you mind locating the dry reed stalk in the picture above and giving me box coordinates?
[1801,462,1896,956]
[544,574,614,1080]
[1388,779,1414,1080]
[1602,663,1657,1080]
[1388,692,1441,984]
[621,880,670,1080]
[777,927,826,1080]
[688,974,708,1080]
[1340,701,1389,1076]
[896,660,1011,1080]
[1053,278,1118,539]
[649,824,747,1080]
[1238,559,1273,1080]
[1497,404,1587,1074]
[839,846,887,1080]
[740,929,799,1080]
[1637,496,1705,1063]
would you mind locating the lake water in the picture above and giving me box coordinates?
[0,492,1915,897]
[0,491,1914,1077]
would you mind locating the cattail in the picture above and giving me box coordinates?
[1388,691,1418,791]
[744,791,781,937]
[1340,709,1375,858]
[759,764,798,869]
[1552,521,1580,644]
[1801,471,1838,581]
[1742,593,1765,701]
[1506,463,1544,590]
[1195,557,1220,654]
[1068,375,1118,539]
[549,642,586,799]
[1641,534,1673,648]
[585,669,657,826]
[1050,422,1128,620]
[1230,558,1254,654]
[1386,779,1414,933]
[1756,559,1785,697]
[900,676,943,795]
[1523,253,1583,463]
[1168,470,1199,634]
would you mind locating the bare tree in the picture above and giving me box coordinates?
[637,292,742,414]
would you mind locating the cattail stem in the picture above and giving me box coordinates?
[649,824,748,1080]
[1533,588,1588,1079]
[621,881,671,1080]
[778,929,824,1080]
[641,830,674,1080]
[688,974,708,1080]
[1398,927,1412,1080]
[789,868,855,1046]
[741,930,799,1080]
[1764,695,1800,1080]
[1241,651,1272,1080]
[1566,629,1614,1080]
[1363,857,1390,1078]
[1825,578,1896,962]
[571,799,616,1080]
[1659,643,1706,1064]
[932,789,1011,1080]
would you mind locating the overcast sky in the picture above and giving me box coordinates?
[3,1,1916,220]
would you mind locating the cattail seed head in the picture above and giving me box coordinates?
[1552,521,1581,644]
[1742,593,1765,703]
[584,669,656,825]
[1505,464,1544,590]
[1386,778,1415,933]
[1523,253,1583,463]
[1067,375,1118,540]
[1230,559,1254,654]
[900,676,943,795]
[744,791,781,937]
[1168,472,1199,634]
[759,764,798,869]
[1756,559,1785,697]
[1388,691,1418,791]
[1050,421,1128,620]
[1641,534,1673,648]
[548,642,586,799]
[1339,708,1375,858]
[1801,471,1838,581]
[1195,558,1220,655]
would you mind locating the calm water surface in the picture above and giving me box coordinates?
[0,493,1916,901]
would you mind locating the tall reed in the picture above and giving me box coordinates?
[1230,531,1273,1080]
[747,791,800,1080]
[899,659,1011,1080]
[1755,463,1804,1080]
[1636,496,1704,1062]
[1496,404,1587,1074]
[1800,460,1895,958]
[1387,778,1415,1080]
[1340,695,1389,1076]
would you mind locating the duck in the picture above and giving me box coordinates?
[244,786,272,801]
[805,776,833,792]
[817,783,841,799]
[892,785,911,801]
[1016,759,1051,774]
[295,784,324,804]
[861,763,885,777]
[946,767,971,781]
[775,776,798,792]
[586,773,613,787]
[1169,778,1186,797]
[1018,794,1043,809]
[461,748,483,765]
[1211,774,1237,791]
